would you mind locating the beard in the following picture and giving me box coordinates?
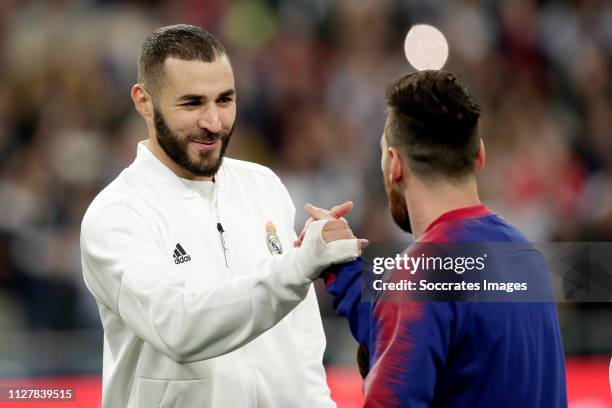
[384,172,412,233]
[153,107,234,178]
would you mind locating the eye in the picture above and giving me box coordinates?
[182,100,201,107]
[217,96,234,105]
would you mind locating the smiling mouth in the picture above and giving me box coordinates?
[193,139,217,144]
[191,139,220,150]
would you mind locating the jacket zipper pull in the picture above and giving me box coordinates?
[217,222,228,268]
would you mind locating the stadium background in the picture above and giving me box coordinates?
[0,0,610,406]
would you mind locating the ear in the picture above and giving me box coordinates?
[387,146,405,185]
[475,138,486,173]
[131,84,154,119]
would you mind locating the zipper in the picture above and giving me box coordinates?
[217,222,229,268]
[212,179,229,270]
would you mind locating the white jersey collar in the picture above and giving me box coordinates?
[130,140,229,198]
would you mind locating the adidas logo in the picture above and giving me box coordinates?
[173,243,191,264]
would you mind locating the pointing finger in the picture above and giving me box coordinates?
[329,201,353,219]
[304,203,334,220]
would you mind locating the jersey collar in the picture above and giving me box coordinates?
[424,204,492,234]
[130,140,229,198]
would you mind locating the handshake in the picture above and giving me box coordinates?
[291,201,368,281]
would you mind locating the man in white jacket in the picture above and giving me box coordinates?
[80,24,365,408]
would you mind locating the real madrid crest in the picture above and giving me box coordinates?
[265,221,283,255]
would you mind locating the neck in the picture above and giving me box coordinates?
[147,134,213,181]
[406,178,481,239]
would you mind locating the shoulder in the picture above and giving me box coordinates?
[81,170,149,239]
[221,157,295,210]
[426,213,532,244]
[483,214,531,243]
[222,157,280,181]
[221,157,289,194]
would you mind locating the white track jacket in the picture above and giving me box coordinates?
[80,141,355,407]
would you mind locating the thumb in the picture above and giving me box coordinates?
[358,239,369,249]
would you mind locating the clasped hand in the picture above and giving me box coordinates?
[294,201,368,252]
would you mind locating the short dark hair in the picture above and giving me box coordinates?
[138,24,227,99]
[385,70,481,181]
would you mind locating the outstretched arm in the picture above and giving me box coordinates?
[81,202,362,364]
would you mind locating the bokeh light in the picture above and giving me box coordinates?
[404,24,449,70]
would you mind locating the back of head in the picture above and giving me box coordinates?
[138,24,227,100]
[385,70,481,182]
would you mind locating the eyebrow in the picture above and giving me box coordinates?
[176,89,236,103]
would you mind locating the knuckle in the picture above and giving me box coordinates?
[327,219,339,229]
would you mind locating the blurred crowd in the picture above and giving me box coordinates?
[0,0,610,373]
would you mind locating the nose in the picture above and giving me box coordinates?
[198,105,222,133]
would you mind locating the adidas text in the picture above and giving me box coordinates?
[174,255,191,264]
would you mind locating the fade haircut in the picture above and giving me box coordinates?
[138,24,227,100]
[385,70,481,181]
